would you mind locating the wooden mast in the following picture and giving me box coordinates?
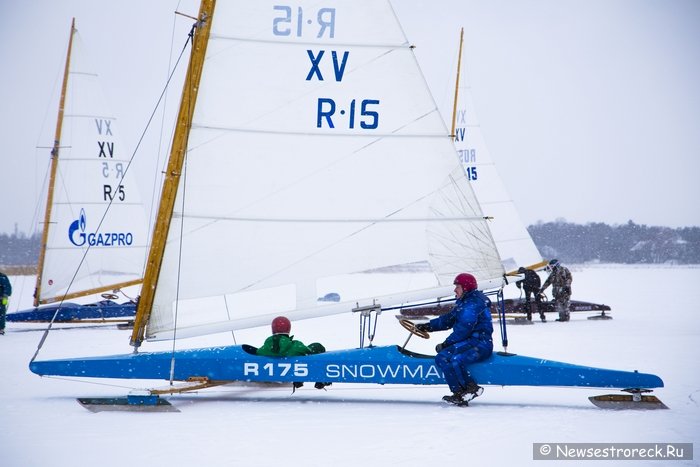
[449,27,464,139]
[33,18,76,308]
[449,27,548,277]
[130,0,216,349]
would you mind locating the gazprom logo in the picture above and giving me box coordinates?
[68,208,134,247]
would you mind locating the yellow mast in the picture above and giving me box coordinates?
[33,18,76,308]
[449,28,547,277]
[130,0,216,349]
[449,27,464,138]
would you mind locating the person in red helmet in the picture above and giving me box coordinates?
[256,316,328,391]
[256,316,325,357]
[415,272,493,406]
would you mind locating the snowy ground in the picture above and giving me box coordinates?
[1,265,698,466]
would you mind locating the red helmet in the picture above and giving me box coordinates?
[271,316,291,334]
[453,273,478,292]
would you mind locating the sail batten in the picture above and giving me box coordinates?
[209,33,410,49]
[191,124,448,137]
[173,214,490,223]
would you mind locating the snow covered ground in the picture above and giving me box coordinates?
[1,265,698,466]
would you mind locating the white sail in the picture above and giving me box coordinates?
[37,22,149,304]
[450,31,543,273]
[144,0,504,341]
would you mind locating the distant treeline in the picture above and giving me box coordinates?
[1,221,699,269]
[529,220,700,264]
[0,232,40,271]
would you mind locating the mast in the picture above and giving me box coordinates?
[449,27,464,138]
[34,18,76,308]
[448,27,545,275]
[130,0,216,349]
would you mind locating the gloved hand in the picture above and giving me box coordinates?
[538,288,544,295]
[1,296,7,306]
[435,342,445,352]
[415,323,431,333]
[563,286,571,295]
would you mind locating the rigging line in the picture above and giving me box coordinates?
[147,5,186,267]
[170,154,187,386]
[239,176,482,293]
[169,23,198,386]
[36,374,147,391]
[223,295,237,344]
[30,25,195,364]
[108,23,193,212]
[173,158,484,240]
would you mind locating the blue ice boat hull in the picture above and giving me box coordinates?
[7,300,136,322]
[29,345,663,390]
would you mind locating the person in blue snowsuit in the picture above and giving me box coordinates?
[416,273,493,405]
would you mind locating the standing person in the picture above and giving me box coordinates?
[416,273,493,406]
[516,266,545,322]
[0,270,12,335]
[540,259,573,322]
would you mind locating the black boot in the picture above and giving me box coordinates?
[291,381,304,394]
[442,392,469,406]
[463,382,484,401]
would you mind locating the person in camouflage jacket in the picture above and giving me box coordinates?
[540,259,573,321]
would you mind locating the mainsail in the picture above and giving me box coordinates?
[449,29,544,273]
[34,19,149,306]
[133,0,504,345]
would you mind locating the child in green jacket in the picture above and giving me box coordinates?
[256,316,325,357]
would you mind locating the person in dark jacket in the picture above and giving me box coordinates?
[516,266,545,322]
[416,273,493,406]
[540,259,573,322]
[0,271,12,335]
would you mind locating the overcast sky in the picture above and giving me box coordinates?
[1,0,699,236]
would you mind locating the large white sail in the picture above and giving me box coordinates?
[36,22,149,304]
[450,30,543,273]
[143,0,504,341]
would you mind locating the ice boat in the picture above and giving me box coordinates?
[446,28,611,319]
[29,1,663,410]
[8,19,148,324]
